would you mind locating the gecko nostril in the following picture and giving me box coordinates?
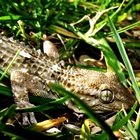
[99,89,114,104]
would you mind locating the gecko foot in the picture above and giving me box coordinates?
[16,101,37,125]
[22,112,37,125]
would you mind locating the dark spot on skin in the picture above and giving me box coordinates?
[66,82,71,88]
[0,58,4,63]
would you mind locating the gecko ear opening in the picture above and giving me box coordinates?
[99,89,114,104]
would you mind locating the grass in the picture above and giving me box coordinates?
[0,0,140,139]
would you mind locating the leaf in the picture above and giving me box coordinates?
[108,16,140,103]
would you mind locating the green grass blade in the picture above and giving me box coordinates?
[108,20,140,36]
[108,16,140,103]
[0,85,12,97]
[112,102,137,131]
[0,105,16,124]
[0,15,22,20]
[17,96,68,113]
[0,49,21,81]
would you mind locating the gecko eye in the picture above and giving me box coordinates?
[99,89,114,104]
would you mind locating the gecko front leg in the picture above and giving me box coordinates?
[10,68,59,125]
[11,70,37,125]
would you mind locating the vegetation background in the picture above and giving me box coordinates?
[0,0,140,139]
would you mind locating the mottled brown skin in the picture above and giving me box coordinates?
[0,35,135,124]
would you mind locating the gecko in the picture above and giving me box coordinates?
[0,35,135,125]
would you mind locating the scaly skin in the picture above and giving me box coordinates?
[0,35,135,124]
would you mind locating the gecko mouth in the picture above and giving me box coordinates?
[94,105,114,113]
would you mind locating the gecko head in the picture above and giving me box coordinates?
[81,72,136,113]
[64,70,136,113]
